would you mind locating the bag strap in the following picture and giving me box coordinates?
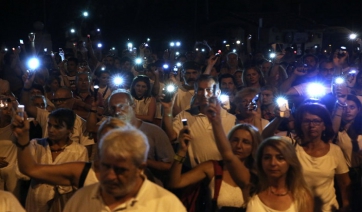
[212,160,223,201]
[78,162,92,188]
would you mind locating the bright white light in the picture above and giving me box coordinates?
[195,48,199,51]
[97,28,100,32]
[232,49,236,53]
[101,67,105,71]
[176,62,181,67]
[201,49,205,52]
[135,58,142,64]
[147,38,150,42]
[70,29,75,33]
[170,42,175,47]
[220,94,229,103]
[176,42,181,46]
[163,64,169,69]
[97,43,102,48]
[127,43,132,48]
[93,85,99,89]
[270,53,276,58]
[236,40,241,44]
[176,51,180,55]
[349,33,357,40]
[349,70,357,74]
[307,83,325,99]
[335,77,345,84]
[223,40,227,44]
[166,85,175,92]
[83,11,88,17]
[28,58,40,70]
[113,77,123,86]
[276,97,288,107]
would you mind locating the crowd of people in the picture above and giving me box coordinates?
[1,26,362,212]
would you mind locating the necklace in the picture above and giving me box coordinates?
[269,187,289,196]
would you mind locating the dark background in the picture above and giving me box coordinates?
[1,0,361,51]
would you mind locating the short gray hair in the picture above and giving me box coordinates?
[98,127,149,166]
[108,89,134,106]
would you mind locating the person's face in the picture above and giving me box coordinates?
[196,79,217,106]
[333,82,348,97]
[144,48,151,57]
[134,81,148,98]
[261,90,274,105]
[301,112,325,140]
[50,79,60,92]
[109,93,134,122]
[99,152,143,198]
[99,73,110,86]
[343,100,360,122]
[104,57,114,68]
[32,97,46,109]
[234,72,243,85]
[77,74,90,91]
[246,69,260,85]
[52,90,73,109]
[320,62,335,82]
[67,61,78,73]
[122,61,132,71]
[114,59,121,69]
[262,146,289,179]
[47,117,71,141]
[261,62,272,76]
[183,69,200,86]
[230,129,253,160]
[237,95,253,116]
[220,77,236,94]
[30,88,42,97]
[304,56,317,72]
[227,54,238,67]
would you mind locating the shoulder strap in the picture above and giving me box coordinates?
[212,160,223,201]
[78,162,92,188]
[102,86,109,98]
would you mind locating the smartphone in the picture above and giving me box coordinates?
[182,119,189,144]
[17,105,25,120]
[338,46,347,58]
[20,39,24,45]
[93,85,99,101]
[173,66,178,75]
[248,94,259,111]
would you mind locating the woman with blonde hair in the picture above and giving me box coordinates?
[205,98,313,212]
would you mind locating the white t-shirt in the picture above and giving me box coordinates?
[208,177,244,208]
[336,131,362,168]
[295,144,349,212]
[0,190,25,212]
[173,86,194,112]
[64,179,186,212]
[173,109,235,167]
[247,195,297,212]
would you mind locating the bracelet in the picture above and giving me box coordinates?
[15,141,30,150]
[23,87,32,92]
[174,154,186,163]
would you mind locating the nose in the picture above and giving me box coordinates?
[270,157,277,165]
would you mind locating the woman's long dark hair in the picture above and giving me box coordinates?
[130,75,152,102]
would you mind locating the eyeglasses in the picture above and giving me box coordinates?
[51,98,71,104]
[301,119,323,126]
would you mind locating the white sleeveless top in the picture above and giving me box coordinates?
[134,97,152,116]
[246,195,297,212]
[208,177,244,208]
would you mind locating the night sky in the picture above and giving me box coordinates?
[1,0,361,52]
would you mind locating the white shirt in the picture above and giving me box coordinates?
[247,195,297,212]
[173,109,235,167]
[36,108,94,146]
[295,143,349,212]
[26,139,89,212]
[173,86,194,112]
[64,179,186,212]
[336,131,362,167]
[0,190,25,212]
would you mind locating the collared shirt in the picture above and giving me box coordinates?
[173,86,194,112]
[173,108,236,167]
[64,179,186,212]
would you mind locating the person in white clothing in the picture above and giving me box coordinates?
[0,190,25,212]
[332,94,362,211]
[168,123,262,211]
[64,127,186,212]
[205,99,313,212]
[294,103,351,212]
[162,75,236,167]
